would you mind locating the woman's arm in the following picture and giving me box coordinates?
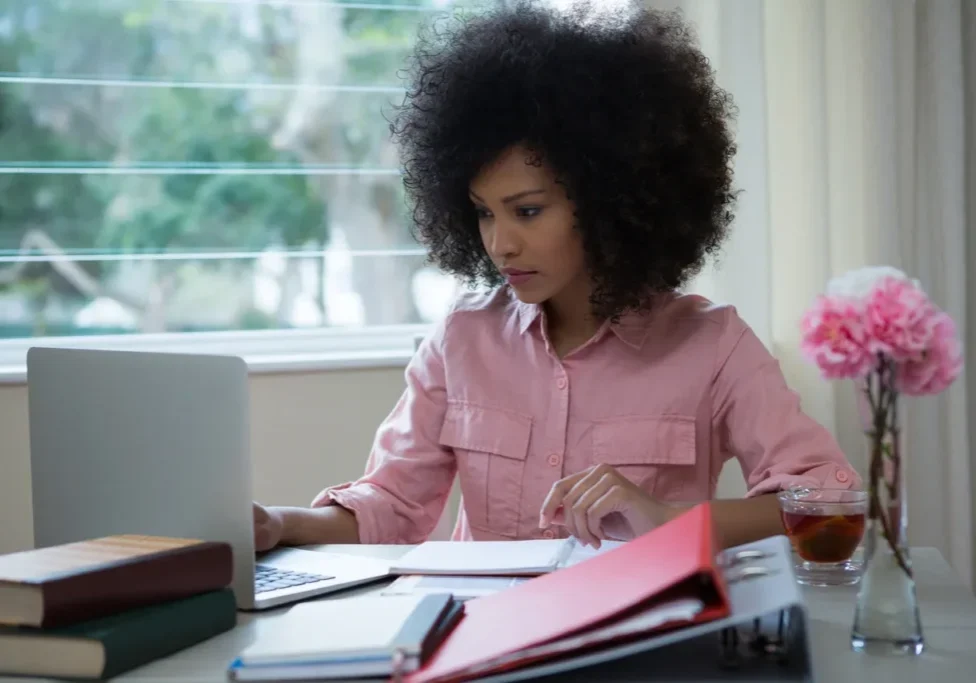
[278,505,360,546]
[664,494,783,549]
[254,323,457,550]
[538,464,783,550]
[712,310,861,496]
[311,328,457,545]
[254,502,359,550]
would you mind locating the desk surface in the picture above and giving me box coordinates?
[3,545,975,682]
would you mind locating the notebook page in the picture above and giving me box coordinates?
[383,574,530,600]
[390,540,572,575]
[561,539,627,567]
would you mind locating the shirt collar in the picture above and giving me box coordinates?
[514,298,659,350]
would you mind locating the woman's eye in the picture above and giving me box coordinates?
[474,207,493,220]
[517,206,543,218]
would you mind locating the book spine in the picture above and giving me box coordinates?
[39,542,234,628]
[99,588,238,678]
[419,601,464,664]
[392,594,453,656]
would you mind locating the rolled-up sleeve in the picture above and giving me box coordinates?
[310,319,456,544]
[711,310,862,497]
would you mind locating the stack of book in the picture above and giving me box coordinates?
[0,534,237,679]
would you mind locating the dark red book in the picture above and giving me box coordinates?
[0,534,233,628]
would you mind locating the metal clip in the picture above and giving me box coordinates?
[745,612,791,665]
[721,548,771,569]
[718,609,793,669]
[726,565,777,584]
[718,626,742,670]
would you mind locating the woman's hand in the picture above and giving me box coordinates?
[538,464,673,547]
[253,502,284,552]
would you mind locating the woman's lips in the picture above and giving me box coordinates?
[502,268,538,285]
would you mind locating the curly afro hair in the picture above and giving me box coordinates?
[391,0,737,320]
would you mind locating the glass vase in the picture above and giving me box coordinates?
[850,373,924,655]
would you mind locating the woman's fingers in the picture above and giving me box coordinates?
[586,485,629,543]
[558,467,612,542]
[541,465,647,546]
[539,470,587,528]
[568,473,618,547]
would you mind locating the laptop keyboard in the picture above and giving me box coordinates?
[254,564,335,594]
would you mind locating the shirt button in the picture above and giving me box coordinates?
[542,529,556,539]
[547,453,562,467]
[556,377,567,390]
[836,470,850,483]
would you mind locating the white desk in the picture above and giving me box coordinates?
[3,545,975,682]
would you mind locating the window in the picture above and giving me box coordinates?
[0,0,490,372]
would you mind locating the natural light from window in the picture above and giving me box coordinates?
[0,0,496,350]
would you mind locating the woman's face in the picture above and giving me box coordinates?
[469,144,589,308]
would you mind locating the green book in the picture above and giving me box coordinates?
[0,588,237,679]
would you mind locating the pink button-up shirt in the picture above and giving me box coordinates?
[314,288,860,544]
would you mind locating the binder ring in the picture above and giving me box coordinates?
[721,548,771,568]
[718,608,794,670]
[746,612,792,663]
[726,565,775,583]
[718,626,741,670]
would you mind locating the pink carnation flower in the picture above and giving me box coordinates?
[800,295,874,379]
[897,312,963,396]
[864,276,938,360]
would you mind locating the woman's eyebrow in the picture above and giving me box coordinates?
[469,189,546,204]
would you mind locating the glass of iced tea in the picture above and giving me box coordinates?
[777,487,868,586]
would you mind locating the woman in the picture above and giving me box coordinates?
[253,0,859,552]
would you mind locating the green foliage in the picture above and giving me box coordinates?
[95,85,326,255]
[0,0,479,333]
[0,0,333,262]
[0,90,109,252]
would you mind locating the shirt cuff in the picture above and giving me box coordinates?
[745,462,862,498]
[310,482,391,545]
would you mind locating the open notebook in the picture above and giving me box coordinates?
[389,538,626,576]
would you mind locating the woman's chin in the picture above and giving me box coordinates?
[506,283,549,305]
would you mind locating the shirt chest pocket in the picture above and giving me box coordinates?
[438,403,532,538]
[591,415,700,502]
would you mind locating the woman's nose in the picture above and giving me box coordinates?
[488,221,521,259]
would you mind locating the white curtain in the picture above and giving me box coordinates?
[645,0,975,588]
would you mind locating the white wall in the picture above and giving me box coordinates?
[0,368,407,554]
[0,366,747,555]
[1,384,32,554]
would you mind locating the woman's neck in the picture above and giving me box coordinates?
[543,281,602,357]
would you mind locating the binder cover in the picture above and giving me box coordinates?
[406,503,731,683]
[464,535,811,683]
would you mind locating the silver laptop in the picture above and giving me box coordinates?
[25,346,391,611]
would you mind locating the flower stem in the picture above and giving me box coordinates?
[869,357,912,578]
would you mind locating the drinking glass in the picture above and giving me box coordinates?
[777,487,868,586]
